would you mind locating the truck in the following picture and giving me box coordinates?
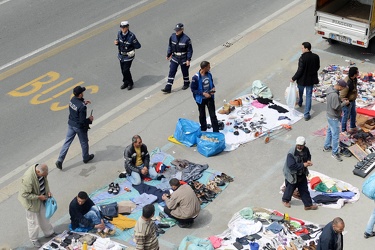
[314,0,375,50]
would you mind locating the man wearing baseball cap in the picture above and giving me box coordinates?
[323,79,349,162]
[56,86,94,170]
[114,21,141,90]
[282,136,318,210]
[161,23,193,93]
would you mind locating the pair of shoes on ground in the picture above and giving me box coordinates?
[97,228,115,238]
[83,154,95,163]
[108,182,120,195]
[304,205,318,210]
[120,84,133,90]
[364,231,375,238]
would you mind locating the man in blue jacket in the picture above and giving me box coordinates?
[162,23,193,93]
[190,61,219,132]
[115,21,141,90]
[317,217,345,250]
[56,86,94,170]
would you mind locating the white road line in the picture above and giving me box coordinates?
[0,0,305,186]
[0,0,11,6]
[0,0,149,72]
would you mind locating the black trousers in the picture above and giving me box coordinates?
[120,60,134,86]
[164,206,194,224]
[167,58,190,86]
[282,176,313,207]
[197,98,219,132]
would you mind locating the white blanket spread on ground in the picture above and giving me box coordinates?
[207,95,303,151]
[279,170,360,209]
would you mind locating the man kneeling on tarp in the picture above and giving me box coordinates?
[69,191,114,237]
[161,178,201,228]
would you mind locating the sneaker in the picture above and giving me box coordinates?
[120,83,128,90]
[178,222,193,228]
[282,201,291,208]
[55,161,62,170]
[323,147,332,152]
[127,85,133,91]
[304,205,318,210]
[332,153,343,162]
[364,232,375,238]
[304,115,311,121]
[161,85,172,93]
[182,85,189,90]
[83,154,95,163]
[31,240,42,248]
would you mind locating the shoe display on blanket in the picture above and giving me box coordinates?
[108,182,115,194]
[304,205,318,210]
[112,183,120,195]
[364,231,375,238]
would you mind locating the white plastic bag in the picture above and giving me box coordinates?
[285,82,298,109]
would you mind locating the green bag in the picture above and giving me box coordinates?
[314,182,338,193]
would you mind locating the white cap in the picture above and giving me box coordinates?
[296,136,306,145]
[120,21,129,27]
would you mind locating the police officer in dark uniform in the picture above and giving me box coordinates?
[161,23,193,93]
[55,86,94,170]
[115,21,141,90]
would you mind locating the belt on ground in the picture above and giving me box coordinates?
[173,52,186,56]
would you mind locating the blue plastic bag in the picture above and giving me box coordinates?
[174,118,201,147]
[362,172,375,200]
[179,235,214,250]
[197,132,225,157]
[45,197,57,219]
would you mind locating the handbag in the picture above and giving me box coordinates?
[45,197,58,219]
[99,202,118,217]
[362,172,375,199]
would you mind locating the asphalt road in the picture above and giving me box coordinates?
[1,0,375,249]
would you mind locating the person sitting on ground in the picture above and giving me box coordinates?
[69,191,114,235]
[161,178,201,228]
[124,135,159,185]
[134,204,159,250]
[317,217,345,250]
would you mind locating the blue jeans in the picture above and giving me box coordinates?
[324,116,340,155]
[341,101,356,132]
[58,125,89,162]
[79,206,101,227]
[297,85,313,118]
[127,164,158,185]
[365,207,375,234]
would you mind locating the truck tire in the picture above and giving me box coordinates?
[369,39,375,54]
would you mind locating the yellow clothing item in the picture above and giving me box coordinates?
[135,147,143,166]
[111,214,137,230]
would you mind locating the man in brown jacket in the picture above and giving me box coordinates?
[162,178,200,228]
[340,67,359,133]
